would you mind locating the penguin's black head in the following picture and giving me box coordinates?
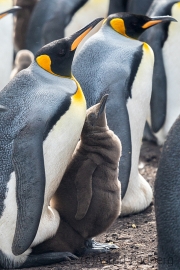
[0,6,21,20]
[106,12,177,39]
[35,17,103,77]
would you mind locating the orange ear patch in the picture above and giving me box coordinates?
[36,55,55,75]
[110,18,128,37]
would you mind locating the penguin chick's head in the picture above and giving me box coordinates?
[35,17,103,77]
[106,12,177,39]
[83,94,109,134]
[0,6,21,20]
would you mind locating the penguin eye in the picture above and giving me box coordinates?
[58,49,66,57]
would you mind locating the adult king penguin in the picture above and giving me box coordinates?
[155,115,180,270]
[26,0,91,54]
[72,13,176,216]
[140,0,180,145]
[0,18,102,269]
[0,2,21,90]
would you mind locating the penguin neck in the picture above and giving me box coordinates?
[101,23,142,46]
[31,61,78,94]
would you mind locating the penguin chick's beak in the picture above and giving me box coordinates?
[98,94,109,116]
[0,6,21,19]
[70,17,104,51]
[142,16,177,29]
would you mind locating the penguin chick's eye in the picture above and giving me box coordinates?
[58,49,66,57]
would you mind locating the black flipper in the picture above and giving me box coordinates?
[20,252,78,268]
[105,82,132,199]
[140,25,167,133]
[12,121,45,256]
[75,159,97,220]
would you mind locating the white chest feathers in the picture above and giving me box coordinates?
[161,2,180,140]
[43,97,86,204]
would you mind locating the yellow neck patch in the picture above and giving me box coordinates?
[71,76,86,105]
[110,18,128,37]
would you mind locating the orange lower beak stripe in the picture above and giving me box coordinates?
[71,27,92,51]
[142,20,162,29]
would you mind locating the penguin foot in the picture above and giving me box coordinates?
[120,173,153,216]
[143,122,157,143]
[20,252,78,268]
[78,239,118,255]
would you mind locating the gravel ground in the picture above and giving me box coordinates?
[13,141,162,270]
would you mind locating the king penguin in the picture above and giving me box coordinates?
[26,0,92,54]
[0,18,102,269]
[14,0,38,51]
[140,0,180,145]
[10,49,34,79]
[72,13,176,216]
[155,115,180,270]
[127,0,153,15]
[32,95,121,256]
[0,2,21,90]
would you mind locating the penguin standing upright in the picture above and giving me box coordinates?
[0,18,102,269]
[140,0,180,145]
[155,115,180,270]
[72,13,175,216]
[14,0,38,51]
[0,2,20,90]
[10,49,34,79]
[127,0,153,15]
[26,0,92,54]
[32,95,121,256]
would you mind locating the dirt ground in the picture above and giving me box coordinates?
[14,141,162,270]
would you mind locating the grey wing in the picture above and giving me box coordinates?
[12,118,46,256]
[75,159,97,220]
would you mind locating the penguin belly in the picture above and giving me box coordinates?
[155,4,180,144]
[121,43,154,215]
[0,0,13,90]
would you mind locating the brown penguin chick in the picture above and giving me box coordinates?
[33,94,121,255]
[10,49,34,79]
[13,0,38,51]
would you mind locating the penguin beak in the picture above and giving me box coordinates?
[142,16,177,29]
[98,94,109,116]
[70,17,104,51]
[0,6,21,19]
